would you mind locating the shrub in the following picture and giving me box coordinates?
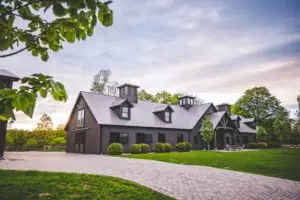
[164,143,173,152]
[130,144,142,154]
[25,138,39,149]
[176,142,192,152]
[140,143,150,153]
[246,142,268,149]
[267,142,281,148]
[155,143,165,153]
[107,143,123,155]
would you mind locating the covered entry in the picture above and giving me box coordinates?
[75,132,86,153]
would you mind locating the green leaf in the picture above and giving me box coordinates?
[102,10,113,26]
[69,8,78,18]
[46,29,57,41]
[53,3,67,17]
[87,28,93,36]
[65,31,76,43]
[39,89,47,98]
[86,0,96,10]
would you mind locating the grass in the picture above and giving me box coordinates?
[122,148,300,181]
[0,170,174,200]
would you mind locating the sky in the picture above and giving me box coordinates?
[1,0,300,130]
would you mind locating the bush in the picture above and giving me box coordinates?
[176,142,192,152]
[140,143,150,153]
[267,142,281,148]
[164,143,173,152]
[130,144,142,154]
[246,142,268,149]
[25,138,39,149]
[107,143,123,155]
[155,143,165,153]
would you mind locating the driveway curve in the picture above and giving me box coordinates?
[1,152,300,200]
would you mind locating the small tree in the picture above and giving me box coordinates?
[256,126,267,142]
[273,115,292,144]
[90,69,111,93]
[37,113,53,130]
[200,116,214,150]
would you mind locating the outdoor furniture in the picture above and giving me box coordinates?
[225,144,230,151]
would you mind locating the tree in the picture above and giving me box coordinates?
[138,89,155,102]
[232,87,285,133]
[256,126,267,142]
[0,0,113,61]
[200,116,214,150]
[273,112,293,144]
[90,69,111,93]
[37,113,53,130]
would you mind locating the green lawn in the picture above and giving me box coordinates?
[123,148,300,181]
[0,170,174,200]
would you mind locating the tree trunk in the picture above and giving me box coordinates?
[207,143,210,150]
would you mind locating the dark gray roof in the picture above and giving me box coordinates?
[117,83,140,88]
[153,105,174,113]
[110,99,133,108]
[81,91,211,129]
[0,69,19,80]
[209,111,227,129]
[230,115,256,133]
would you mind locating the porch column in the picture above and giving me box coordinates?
[214,130,217,150]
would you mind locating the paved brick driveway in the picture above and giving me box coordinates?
[1,152,300,200]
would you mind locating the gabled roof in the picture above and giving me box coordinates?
[81,91,212,129]
[153,105,174,113]
[0,69,19,81]
[110,98,134,108]
[209,111,227,129]
[230,115,256,134]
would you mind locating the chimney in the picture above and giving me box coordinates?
[117,83,139,103]
[217,103,231,115]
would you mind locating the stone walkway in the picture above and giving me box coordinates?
[1,152,300,200]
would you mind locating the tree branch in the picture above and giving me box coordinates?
[0,44,32,58]
[0,1,40,18]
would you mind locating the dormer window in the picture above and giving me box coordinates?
[121,107,129,119]
[164,111,170,122]
[179,95,195,109]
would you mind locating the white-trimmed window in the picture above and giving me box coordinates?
[121,107,129,118]
[77,109,85,127]
[164,111,170,122]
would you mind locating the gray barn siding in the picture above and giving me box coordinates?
[100,125,189,153]
[66,96,100,154]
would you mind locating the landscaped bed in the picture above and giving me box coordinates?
[122,148,300,181]
[0,170,174,200]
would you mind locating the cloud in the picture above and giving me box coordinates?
[1,0,300,129]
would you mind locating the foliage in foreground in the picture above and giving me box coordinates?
[123,149,300,181]
[0,0,113,61]
[0,170,173,200]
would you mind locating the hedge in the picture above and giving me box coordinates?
[246,142,268,149]
[107,143,124,155]
[130,144,142,154]
[155,143,173,153]
[176,142,192,152]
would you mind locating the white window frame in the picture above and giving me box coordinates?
[121,107,129,118]
[77,109,85,127]
[164,111,170,122]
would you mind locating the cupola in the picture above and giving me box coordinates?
[117,83,139,104]
[179,95,195,109]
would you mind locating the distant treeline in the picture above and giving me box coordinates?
[5,129,66,151]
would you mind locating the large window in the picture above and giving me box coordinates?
[136,133,152,144]
[177,134,184,143]
[158,133,166,143]
[243,136,249,144]
[121,107,129,119]
[110,132,129,144]
[164,111,170,122]
[120,133,129,144]
[77,109,85,127]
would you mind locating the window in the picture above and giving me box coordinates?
[120,132,129,144]
[193,135,198,144]
[77,109,85,127]
[164,111,170,122]
[121,107,129,118]
[110,132,120,143]
[136,133,152,144]
[177,134,184,143]
[158,133,166,143]
[179,99,183,106]
[124,86,128,95]
[187,98,191,105]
